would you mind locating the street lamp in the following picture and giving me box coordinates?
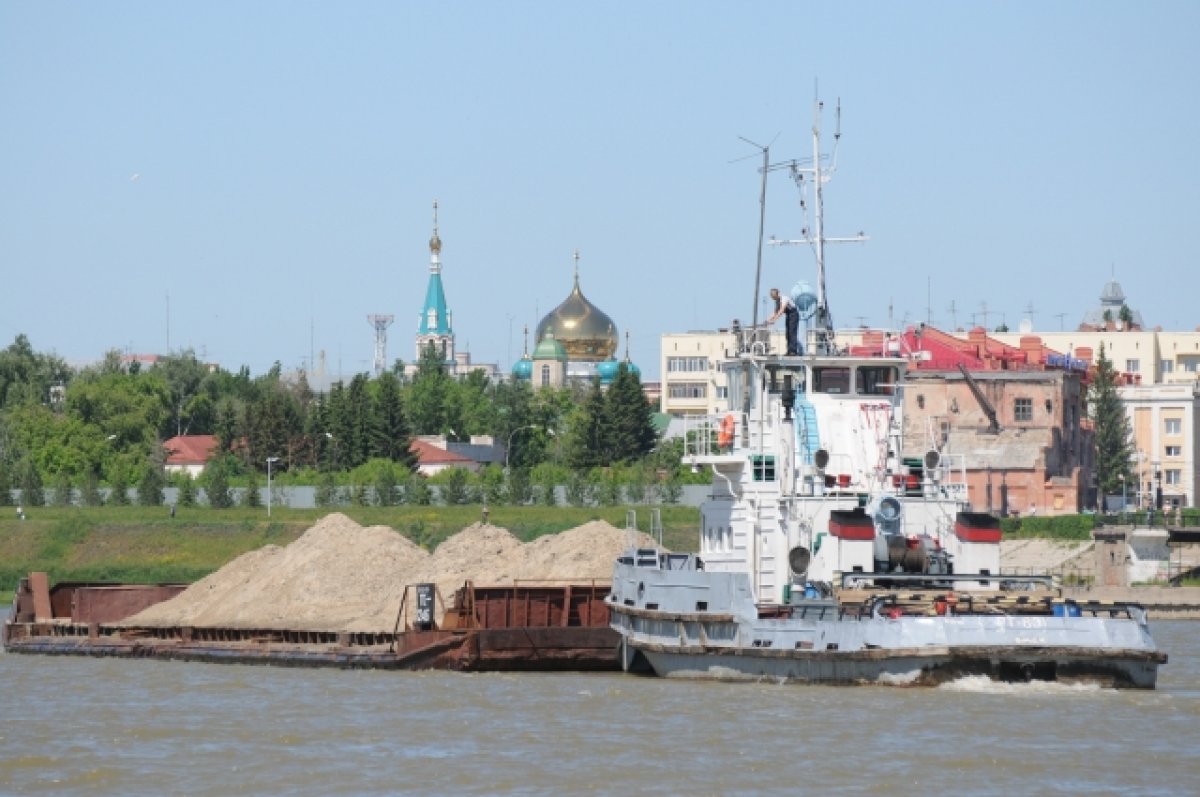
[266,457,280,517]
[505,425,543,471]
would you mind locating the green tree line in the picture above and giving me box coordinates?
[0,335,687,507]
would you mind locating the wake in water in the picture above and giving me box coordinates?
[937,675,1115,695]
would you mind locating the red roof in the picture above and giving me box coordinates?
[163,435,219,466]
[408,439,475,466]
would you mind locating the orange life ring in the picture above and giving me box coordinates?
[717,414,736,448]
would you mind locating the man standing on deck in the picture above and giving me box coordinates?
[767,287,802,355]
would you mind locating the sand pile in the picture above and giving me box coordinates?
[123,512,655,633]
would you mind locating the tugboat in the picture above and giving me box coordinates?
[608,99,1166,688]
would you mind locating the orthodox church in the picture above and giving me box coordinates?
[511,251,639,390]
[404,202,497,379]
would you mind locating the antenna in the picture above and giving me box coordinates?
[367,314,395,376]
[978,301,992,329]
[947,300,958,331]
[766,97,867,354]
[1054,312,1067,331]
[737,136,772,329]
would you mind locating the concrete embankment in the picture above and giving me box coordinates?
[1062,586,1200,620]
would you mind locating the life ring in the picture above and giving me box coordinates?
[717,414,736,448]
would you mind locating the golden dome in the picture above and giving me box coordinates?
[535,266,618,363]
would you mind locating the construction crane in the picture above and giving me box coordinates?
[957,363,1000,434]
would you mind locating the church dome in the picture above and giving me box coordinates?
[597,357,620,385]
[532,332,567,362]
[535,267,618,363]
[511,355,533,380]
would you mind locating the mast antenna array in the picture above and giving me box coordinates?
[767,97,867,355]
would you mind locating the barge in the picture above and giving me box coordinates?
[4,573,620,672]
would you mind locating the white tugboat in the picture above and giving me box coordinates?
[609,100,1166,688]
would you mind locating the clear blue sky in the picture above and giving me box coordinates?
[2,2,1197,382]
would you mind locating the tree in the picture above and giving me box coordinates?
[565,471,595,507]
[315,471,341,507]
[506,468,532,506]
[1089,342,1133,507]
[0,334,71,412]
[374,462,398,506]
[177,473,197,507]
[109,468,130,506]
[406,473,432,506]
[371,371,417,470]
[0,462,12,506]
[407,342,452,433]
[50,471,73,507]
[478,464,506,507]
[565,380,608,469]
[604,365,658,464]
[243,474,261,508]
[137,461,165,507]
[79,469,103,507]
[439,467,472,505]
[203,456,235,508]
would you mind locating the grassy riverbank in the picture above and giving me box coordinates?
[0,505,701,603]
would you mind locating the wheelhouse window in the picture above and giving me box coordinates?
[765,365,808,396]
[813,367,850,394]
[856,366,898,396]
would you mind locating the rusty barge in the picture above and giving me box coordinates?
[3,573,620,672]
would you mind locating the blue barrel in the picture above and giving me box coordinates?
[1052,603,1082,617]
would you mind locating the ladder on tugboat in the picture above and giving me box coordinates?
[626,509,664,567]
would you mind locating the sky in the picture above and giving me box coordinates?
[2,2,1198,383]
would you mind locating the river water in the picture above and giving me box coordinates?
[1,618,1196,796]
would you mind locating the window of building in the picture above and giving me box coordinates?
[1166,469,1181,486]
[540,365,550,387]
[1166,445,1181,457]
[751,455,776,482]
[1165,418,1182,435]
[1014,397,1033,422]
[716,386,728,400]
[1125,359,1140,373]
[1161,360,1174,374]
[667,356,709,373]
[668,382,707,399]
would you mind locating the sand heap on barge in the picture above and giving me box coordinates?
[4,513,651,671]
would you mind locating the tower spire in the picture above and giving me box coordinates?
[573,249,580,285]
[429,200,442,270]
[416,199,454,362]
